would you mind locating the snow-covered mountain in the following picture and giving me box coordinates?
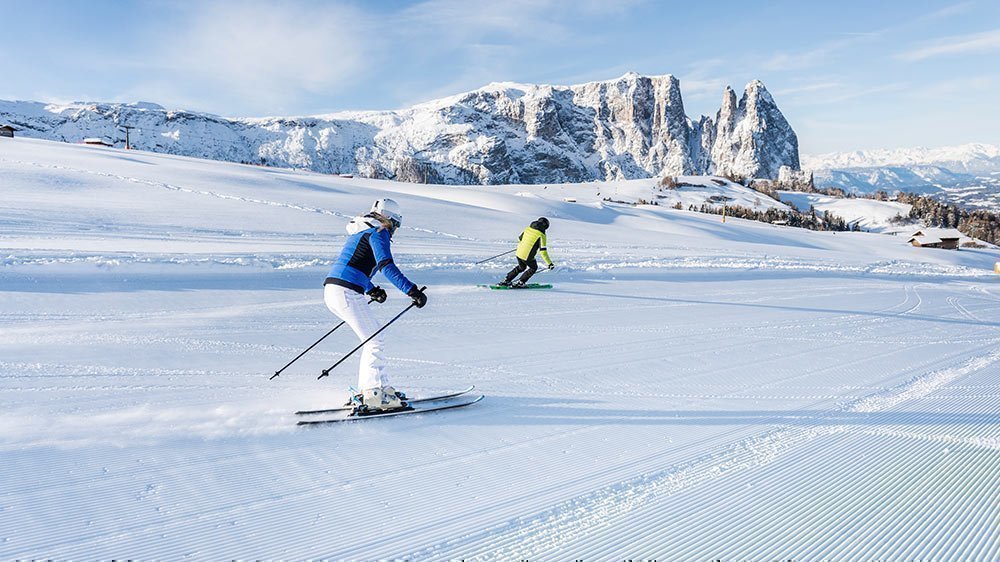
[803,143,1000,205]
[0,73,799,184]
[803,143,1000,175]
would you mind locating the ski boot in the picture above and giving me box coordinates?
[511,280,526,288]
[345,386,408,408]
[354,386,410,415]
[496,279,512,287]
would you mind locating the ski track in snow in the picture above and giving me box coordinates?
[411,348,1000,560]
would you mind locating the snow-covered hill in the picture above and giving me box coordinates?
[778,191,913,232]
[0,73,799,184]
[803,143,1000,210]
[2,138,998,560]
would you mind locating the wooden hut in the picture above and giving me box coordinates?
[0,124,16,138]
[908,228,962,250]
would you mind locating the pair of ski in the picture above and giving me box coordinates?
[479,283,551,290]
[296,385,483,425]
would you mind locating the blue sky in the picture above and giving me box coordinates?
[1,0,998,153]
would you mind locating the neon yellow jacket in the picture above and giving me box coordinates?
[516,226,552,265]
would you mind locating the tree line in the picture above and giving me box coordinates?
[687,203,859,232]
[746,175,1000,245]
[893,192,1000,245]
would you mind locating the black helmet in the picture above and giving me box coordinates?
[535,217,549,231]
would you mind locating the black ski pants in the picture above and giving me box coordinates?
[504,257,538,284]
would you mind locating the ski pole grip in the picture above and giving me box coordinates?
[413,286,427,308]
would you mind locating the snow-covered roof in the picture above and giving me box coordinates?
[908,227,964,247]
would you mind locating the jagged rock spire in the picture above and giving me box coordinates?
[710,80,800,181]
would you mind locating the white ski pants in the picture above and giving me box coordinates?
[323,284,388,390]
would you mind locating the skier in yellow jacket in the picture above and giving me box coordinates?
[498,217,555,287]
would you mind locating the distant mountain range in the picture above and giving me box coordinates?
[0,73,799,185]
[804,144,1000,175]
[803,143,1000,210]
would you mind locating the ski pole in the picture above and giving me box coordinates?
[270,298,374,380]
[318,287,426,380]
[535,264,557,275]
[475,249,515,265]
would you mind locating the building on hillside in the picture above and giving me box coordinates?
[82,137,112,147]
[0,124,16,138]
[908,228,962,250]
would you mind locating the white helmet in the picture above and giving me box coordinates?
[371,198,402,229]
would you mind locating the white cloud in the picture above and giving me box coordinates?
[897,29,1000,61]
[794,83,908,105]
[761,31,880,72]
[762,3,976,72]
[773,82,843,97]
[384,0,647,106]
[676,59,731,102]
[678,75,728,99]
[396,0,571,43]
[919,1,974,21]
[148,1,373,114]
[904,75,998,99]
[391,0,648,59]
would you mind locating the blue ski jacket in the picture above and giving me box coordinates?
[325,226,415,295]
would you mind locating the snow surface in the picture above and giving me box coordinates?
[2,138,999,559]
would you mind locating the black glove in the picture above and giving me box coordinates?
[367,286,387,303]
[547,263,555,270]
[407,286,427,308]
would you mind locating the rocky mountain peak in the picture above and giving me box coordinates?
[0,73,801,184]
[709,80,799,180]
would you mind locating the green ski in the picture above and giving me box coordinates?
[478,283,553,290]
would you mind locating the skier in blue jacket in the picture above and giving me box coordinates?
[324,198,427,411]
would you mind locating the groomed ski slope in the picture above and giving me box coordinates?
[1,138,998,560]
